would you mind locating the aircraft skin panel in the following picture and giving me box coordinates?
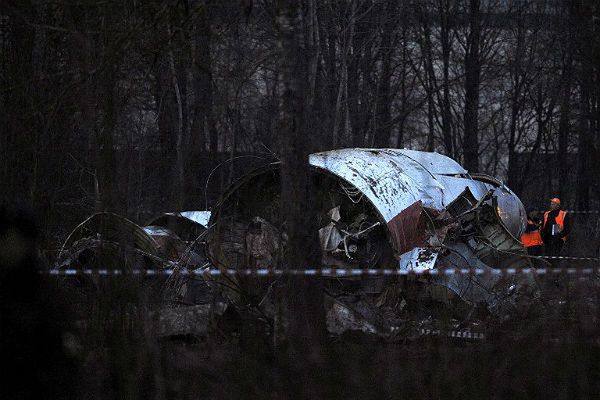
[311,148,486,220]
[393,148,467,175]
[310,148,424,222]
[433,175,491,207]
[172,211,212,228]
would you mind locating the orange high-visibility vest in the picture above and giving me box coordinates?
[521,219,543,247]
[543,210,568,242]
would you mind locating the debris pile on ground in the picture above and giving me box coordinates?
[53,150,600,344]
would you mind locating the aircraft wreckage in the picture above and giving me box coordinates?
[57,148,536,336]
[206,148,531,306]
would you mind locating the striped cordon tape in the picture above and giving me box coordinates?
[44,267,600,277]
[534,210,600,214]
[419,329,485,340]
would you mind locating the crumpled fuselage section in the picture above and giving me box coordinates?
[308,149,529,305]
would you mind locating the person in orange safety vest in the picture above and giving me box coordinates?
[541,197,570,257]
[521,209,543,256]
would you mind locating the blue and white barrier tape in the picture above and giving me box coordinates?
[534,210,600,214]
[419,329,485,340]
[539,256,599,261]
[44,267,600,277]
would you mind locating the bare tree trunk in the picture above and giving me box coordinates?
[506,15,525,193]
[439,0,454,157]
[520,83,549,194]
[320,2,338,149]
[96,73,118,212]
[557,57,573,201]
[168,27,185,209]
[373,0,396,148]
[396,24,409,148]
[96,6,119,212]
[463,0,481,172]
[577,80,591,210]
[575,1,595,210]
[2,3,35,203]
[415,2,438,152]
[191,2,218,156]
[306,0,320,109]
[332,1,355,147]
[275,2,326,393]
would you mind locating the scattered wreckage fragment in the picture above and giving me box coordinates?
[56,211,212,305]
[58,212,165,270]
[58,211,211,269]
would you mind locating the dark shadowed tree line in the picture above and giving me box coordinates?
[1,0,600,249]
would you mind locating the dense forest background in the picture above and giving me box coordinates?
[2,0,600,252]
